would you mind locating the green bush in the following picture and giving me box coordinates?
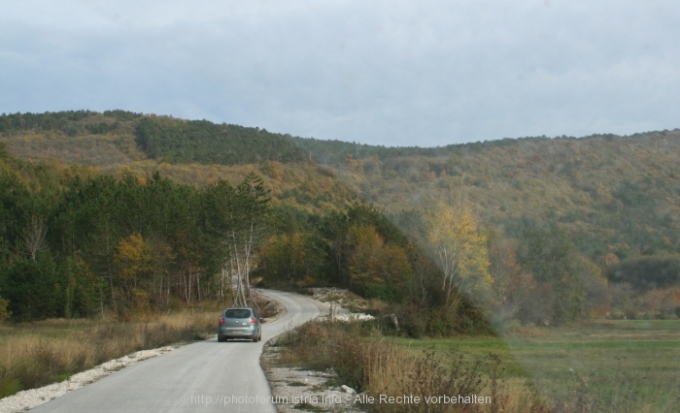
[0,378,22,399]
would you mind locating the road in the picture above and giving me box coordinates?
[30,290,325,413]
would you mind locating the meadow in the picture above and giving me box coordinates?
[272,319,680,413]
[392,320,680,413]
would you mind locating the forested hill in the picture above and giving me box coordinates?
[3,110,674,167]
[289,135,520,164]
[3,109,680,325]
[0,111,307,165]
[135,117,306,164]
[3,110,680,263]
[0,109,596,166]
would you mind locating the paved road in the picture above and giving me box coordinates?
[30,290,325,413]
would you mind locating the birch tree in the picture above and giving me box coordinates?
[427,203,492,307]
[23,215,46,260]
[228,173,270,307]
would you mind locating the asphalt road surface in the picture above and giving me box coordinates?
[30,290,324,413]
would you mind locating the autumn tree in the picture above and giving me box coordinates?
[256,231,327,285]
[113,233,153,313]
[427,203,492,308]
[345,224,410,301]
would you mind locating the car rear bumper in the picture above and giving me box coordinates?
[218,328,259,340]
[220,335,258,340]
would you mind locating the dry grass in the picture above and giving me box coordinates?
[271,321,549,413]
[0,310,221,398]
[360,340,547,413]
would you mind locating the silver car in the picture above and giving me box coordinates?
[217,307,262,342]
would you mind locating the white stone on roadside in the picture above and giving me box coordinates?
[0,346,174,413]
[341,385,356,394]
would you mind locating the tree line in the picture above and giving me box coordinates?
[135,117,308,165]
[0,111,309,165]
[0,110,142,137]
[256,199,609,332]
[0,166,269,321]
[3,111,679,327]
[255,202,490,336]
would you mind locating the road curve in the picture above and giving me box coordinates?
[30,290,325,413]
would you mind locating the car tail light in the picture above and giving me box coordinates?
[250,317,257,324]
[219,318,225,324]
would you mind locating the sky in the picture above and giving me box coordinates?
[1,0,679,147]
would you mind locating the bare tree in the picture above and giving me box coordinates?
[23,215,46,260]
[228,173,269,308]
[231,220,260,307]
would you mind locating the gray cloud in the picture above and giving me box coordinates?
[1,0,679,146]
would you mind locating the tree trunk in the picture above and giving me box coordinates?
[23,215,46,260]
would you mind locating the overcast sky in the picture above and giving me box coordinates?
[1,1,679,147]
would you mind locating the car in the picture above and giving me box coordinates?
[217,307,262,342]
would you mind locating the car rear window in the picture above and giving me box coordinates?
[224,309,251,319]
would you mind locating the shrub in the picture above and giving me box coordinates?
[0,296,9,321]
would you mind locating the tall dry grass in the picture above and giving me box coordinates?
[360,340,547,413]
[0,311,221,398]
[274,321,549,413]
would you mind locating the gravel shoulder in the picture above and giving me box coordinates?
[261,288,371,413]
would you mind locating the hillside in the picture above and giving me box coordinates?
[0,111,306,166]
[324,130,680,260]
[3,110,680,261]
[2,110,680,324]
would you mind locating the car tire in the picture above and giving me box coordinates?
[217,335,226,342]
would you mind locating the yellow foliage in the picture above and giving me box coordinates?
[428,202,492,304]
[347,225,410,297]
[114,233,153,302]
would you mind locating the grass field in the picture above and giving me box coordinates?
[0,309,223,399]
[393,320,680,412]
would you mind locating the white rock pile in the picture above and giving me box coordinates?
[309,288,375,322]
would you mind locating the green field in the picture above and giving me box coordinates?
[393,320,680,412]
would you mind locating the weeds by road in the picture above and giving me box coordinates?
[269,321,544,413]
[0,309,221,399]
